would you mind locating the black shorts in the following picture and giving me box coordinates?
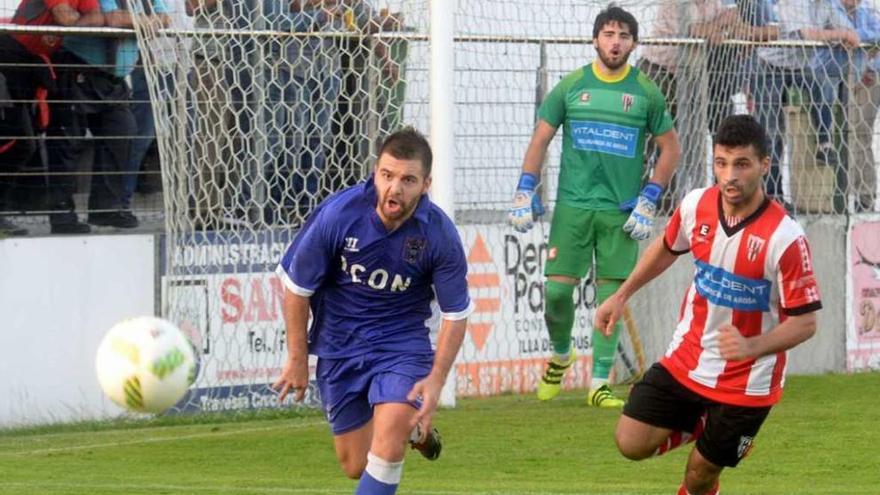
[623,363,772,467]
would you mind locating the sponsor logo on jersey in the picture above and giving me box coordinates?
[340,255,412,292]
[746,234,766,262]
[570,120,638,158]
[694,260,771,311]
[344,236,360,252]
[695,223,711,244]
[548,246,558,260]
[579,91,591,103]
[403,236,427,264]
[622,93,634,112]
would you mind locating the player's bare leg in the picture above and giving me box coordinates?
[352,402,418,494]
[333,421,373,479]
[681,448,722,495]
[614,414,675,460]
[370,403,416,461]
[615,414,706,459]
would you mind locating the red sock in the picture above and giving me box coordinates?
[656,413,707,457]
[676,481,719,495]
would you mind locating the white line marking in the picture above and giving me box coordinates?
[0,420,326,457]
[0,482,661,495]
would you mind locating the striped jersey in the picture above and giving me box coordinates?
[661,187,822,407]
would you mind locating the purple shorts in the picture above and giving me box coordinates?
[316,351,433,435]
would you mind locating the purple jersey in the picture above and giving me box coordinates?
[276,177,474,359]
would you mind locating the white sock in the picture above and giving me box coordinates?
[553,352,570,363]
[591,377,609,390]
[364,452,403,484]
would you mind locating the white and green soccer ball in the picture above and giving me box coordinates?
[95,316,196,414]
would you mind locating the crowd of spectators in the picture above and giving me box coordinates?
[1,0,878,237]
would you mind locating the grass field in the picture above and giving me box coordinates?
[0,373,877,495]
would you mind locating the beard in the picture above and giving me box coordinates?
[596,45,632,71]
[379,192,418,221]
[721,180,761,205]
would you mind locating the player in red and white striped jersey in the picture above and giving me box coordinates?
[595,115,821,495]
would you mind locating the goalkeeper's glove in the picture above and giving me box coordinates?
[621,182,664,241]
[507,172,545,233]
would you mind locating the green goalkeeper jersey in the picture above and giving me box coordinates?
[538,63,674,211]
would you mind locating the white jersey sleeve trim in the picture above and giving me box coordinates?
[673,187,708,250]
[275,265,315,297]
[442,300,475,321]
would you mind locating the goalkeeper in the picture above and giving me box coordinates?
[509,5,680,408]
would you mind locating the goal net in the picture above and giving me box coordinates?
[130,0,863,412]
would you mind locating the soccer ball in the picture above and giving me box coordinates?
[95,316,196,414]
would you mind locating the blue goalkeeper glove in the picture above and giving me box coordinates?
[621,182,664,241]
[507,173,545,233]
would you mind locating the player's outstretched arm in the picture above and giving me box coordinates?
[647,129,680,190]
[521,120,557,178]
[718,312,817,361]
[407,318,467,440]
[273,290,311,403]
[594,236,678,336]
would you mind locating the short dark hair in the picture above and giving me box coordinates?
[593,5,639,42]
[377,127,433,178]
[713,114,771,159]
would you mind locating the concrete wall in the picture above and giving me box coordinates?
[0,235,155,426]
[0,217,851,427]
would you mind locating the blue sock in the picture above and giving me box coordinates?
[354,452,402,495]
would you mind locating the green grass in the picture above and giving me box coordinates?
[0,373,877,494]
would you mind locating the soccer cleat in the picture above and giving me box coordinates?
[586,384,625,408]
[536,350,576,401]
[410,425,442,461]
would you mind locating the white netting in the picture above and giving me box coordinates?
[124,0,876,409]
[129,0,429,411]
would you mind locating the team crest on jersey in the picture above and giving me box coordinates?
[403,236,427,264]
[580,91,591,103]
[622,93,634,112]
[746,234,766,262]
[737,435,754,459]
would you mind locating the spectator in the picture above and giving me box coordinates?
[0,0,104,235]
[753,0,860,205]
[44,0,169,234]
[811,0,880,212]
[264,0,397,225]
[263,0,346,225]
[639,0,778,210]
[184,0,237,230]
[331,1,406,193]
[123,0,192,210]
[850,47,880,212]
[185,0,293,229]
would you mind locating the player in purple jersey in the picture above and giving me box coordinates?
[273,128,474,495]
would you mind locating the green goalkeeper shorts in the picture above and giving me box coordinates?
[544,202,638,280]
